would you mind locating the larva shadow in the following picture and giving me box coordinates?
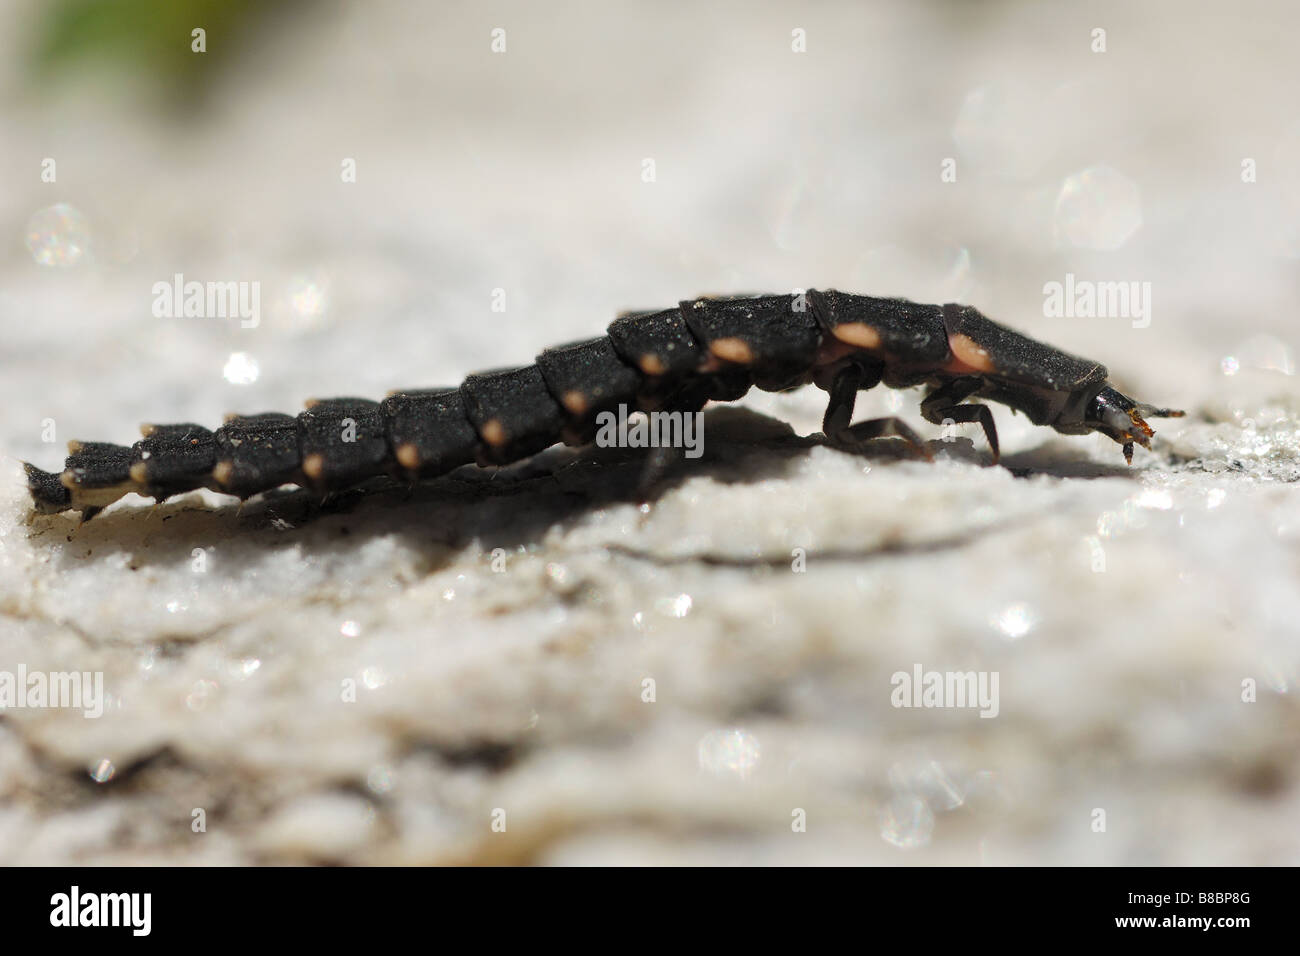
[23,401,1152,579]
[998,444,1141,479]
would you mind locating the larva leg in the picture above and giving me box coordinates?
[635,445,683,500]
[921,377,999,463]
[931,403,999,463]
[819,357,882,435]
[629,363,737,496]
[832,416,931,459]
[820,358,930,459]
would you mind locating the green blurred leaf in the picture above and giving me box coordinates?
[31,0,286,103]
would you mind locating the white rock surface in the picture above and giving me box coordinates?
[1,0,1298,864]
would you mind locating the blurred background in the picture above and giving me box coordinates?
[4,0,1297,451]
[2,0,1299,865]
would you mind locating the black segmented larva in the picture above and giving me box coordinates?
[24,290,1184,522]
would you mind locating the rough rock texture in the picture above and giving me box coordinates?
[2,0,1299,864]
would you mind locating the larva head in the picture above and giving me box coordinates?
[1083,385,1185,464]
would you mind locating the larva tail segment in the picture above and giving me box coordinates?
[59,440,136,517]
[23,462,72,515]
[27,425,220,520]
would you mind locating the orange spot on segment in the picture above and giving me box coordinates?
[302,453,325,480]
[710,337,755,365]
[481,419,507,447]
[832,323,883,350]
[129,462,149,484]
[639,353,667,376]
[562,390,589,416]
[213,461,234,487]
[395,443,421,470]
[945,333,997,375]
